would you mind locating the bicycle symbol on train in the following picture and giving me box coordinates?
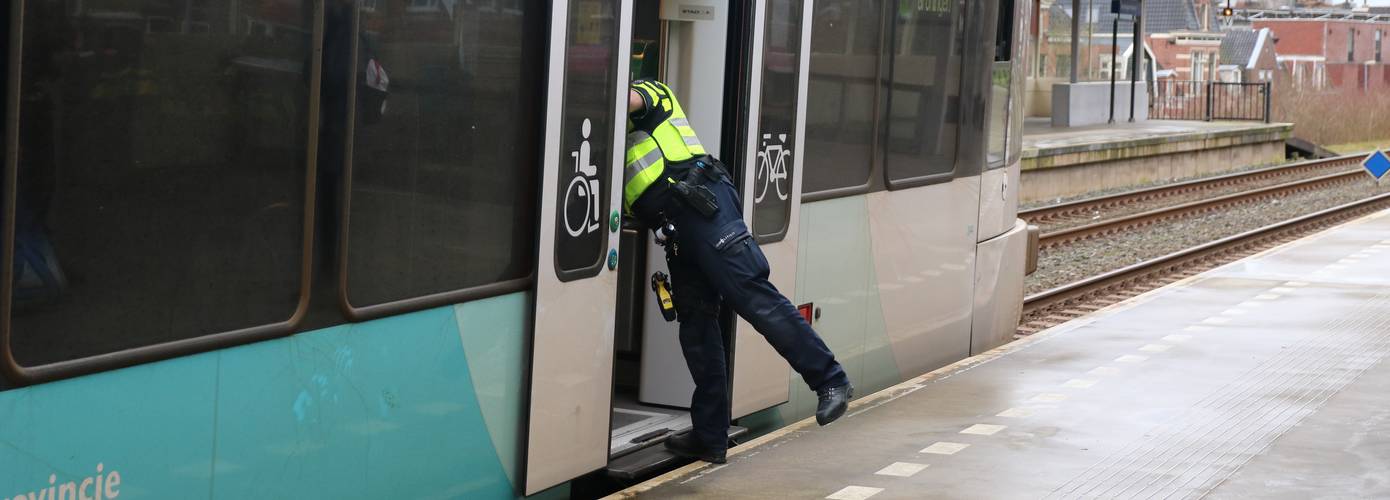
[755,133,791,203]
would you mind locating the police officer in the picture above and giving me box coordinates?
[624,79,853,464]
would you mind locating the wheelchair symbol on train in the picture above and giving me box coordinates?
[565,118,603,238]
[755,133,791,203]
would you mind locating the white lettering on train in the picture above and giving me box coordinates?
[4,464,119,500]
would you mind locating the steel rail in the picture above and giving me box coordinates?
[1019,192,1390,335]
[1020,155,1364,226]
[1037,169,1365,250]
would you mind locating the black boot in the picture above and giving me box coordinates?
[816,383,853,426]
[664,431,727,464]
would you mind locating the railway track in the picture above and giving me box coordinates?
[1017,192,1390,336]
[1020,155,1365,230]
[1036,168,1366,250]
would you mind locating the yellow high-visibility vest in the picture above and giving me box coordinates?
[624,80,707,211]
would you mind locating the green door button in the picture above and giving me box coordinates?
[607,249,619,270]
[610,210,621,232]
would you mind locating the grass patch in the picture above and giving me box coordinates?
[1272,80,1390,148]
[1325,140,1390,155]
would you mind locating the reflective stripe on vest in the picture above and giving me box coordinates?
[622,81,707,210]
[624,131,665,209]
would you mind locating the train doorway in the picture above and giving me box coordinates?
[607,0,739,467]
[607,0,812,479]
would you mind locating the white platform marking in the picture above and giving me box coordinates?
[1221,309,1248,316]
[1030,393,1070,403]
[1271,287,1296,293]
[1327,265,1348,270]
[1183,325,1214,332]
[1284,281,1310,287]
[827,486,884,500]
[1063,379,1098,389]
[1140,344,1173,353]
[1116,354,1149,363]
[1202,317,1232,325]
[1237,300,1265,309]
[1254,294,1281,300]
[875,462,929,478]
[1162,334,1192,343]
[1089,366,1121,376]
[1337,259,1357,264]
[921,442,970,455]
[960,424,1007,436]
[997,407,1036,418]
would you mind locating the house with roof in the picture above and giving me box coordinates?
[1027,0,1208,119]
[1244,5,1390,89]
[1217,27,1280,82]
[1144,0,1228,83]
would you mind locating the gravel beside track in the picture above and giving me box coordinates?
[1026,177,1390,295]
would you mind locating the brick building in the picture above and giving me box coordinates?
[1251,12,1390,89]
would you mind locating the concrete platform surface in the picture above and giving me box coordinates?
[614,208,1390,499]
[1021,119,1288,156]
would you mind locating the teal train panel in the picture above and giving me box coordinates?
[0,294,537,500]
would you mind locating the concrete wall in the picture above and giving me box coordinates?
[1020,123,1292,202]
[1051,81,1149,127]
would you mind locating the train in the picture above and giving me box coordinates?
[0,0,1033,497]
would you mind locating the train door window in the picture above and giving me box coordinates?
[554,0,619,281]
[803,0,884,197]
[987,0,1014,169]
[884,0,963,187]
[752,0,805,241]
[342,0,545,313]
[5,0,315,367]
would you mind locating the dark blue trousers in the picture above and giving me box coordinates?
[657,170,849,451]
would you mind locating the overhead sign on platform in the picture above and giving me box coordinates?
[1363,150,1390,180]
[1111,0,1141,18]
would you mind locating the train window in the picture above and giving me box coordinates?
[554,0,619,281]
[752,0,804,241]
[987,0,1015,169]
[1007,0,1029,165]
[6,0,315,367]
[803,0,883,196]
[342,1,544,311]
[884,0,963,187]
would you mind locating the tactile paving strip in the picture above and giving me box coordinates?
[1046,290,1390,499]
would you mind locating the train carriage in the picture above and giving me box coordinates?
[0,0,1033,497]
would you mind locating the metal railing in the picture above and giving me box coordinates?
[1149,80,1272,123]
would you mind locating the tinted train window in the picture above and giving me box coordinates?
[987,0,1015,169]
[803,0,883,195]
[885,0,962,185]
[555,0,619,281]
[752,0,803,241]
[8,0,314,365]
[344,1,544,306]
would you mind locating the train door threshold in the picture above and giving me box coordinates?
[606,426,749,481]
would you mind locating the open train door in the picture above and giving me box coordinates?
[729,0,813,419]
[523,0,632,494]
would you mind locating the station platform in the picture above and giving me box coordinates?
[613,209,1390,499]
[1021,119,1292,203]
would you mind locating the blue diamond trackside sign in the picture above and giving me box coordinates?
[1364,150,1390,180]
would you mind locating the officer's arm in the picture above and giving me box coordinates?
[628,89,645,114]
